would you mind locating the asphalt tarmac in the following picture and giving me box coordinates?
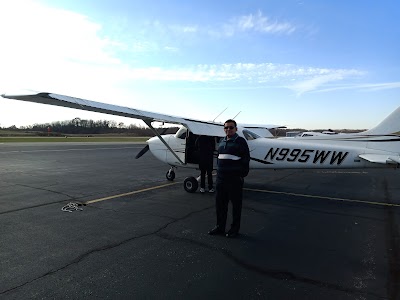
[1,142,399,299]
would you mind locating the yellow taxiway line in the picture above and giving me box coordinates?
[85,182,179,204]
[84,182,399,208]
[244,188,400,208]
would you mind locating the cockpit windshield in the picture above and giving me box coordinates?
[175,127,187,139]
[242,129,261,140]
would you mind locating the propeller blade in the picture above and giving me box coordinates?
[135,144,150,159]
[135,127,169,159]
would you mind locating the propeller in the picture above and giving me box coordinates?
[135,144,150,159]
[135,127,170,159]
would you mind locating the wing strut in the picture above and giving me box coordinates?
[143,120,185,165]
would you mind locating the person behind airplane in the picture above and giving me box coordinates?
[195,135,216,193]
[208,119,250,238]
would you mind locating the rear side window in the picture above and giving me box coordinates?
[242,129,260,140]
[175,127,187,139]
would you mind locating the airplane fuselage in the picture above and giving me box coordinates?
[148,131,400,171]
[249,138,372,169]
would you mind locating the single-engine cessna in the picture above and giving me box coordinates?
[2,91,400,193]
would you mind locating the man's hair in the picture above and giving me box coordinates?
[224,119,237,127]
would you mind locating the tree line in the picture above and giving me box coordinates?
[2,118,178,136]
[2,118,364,137]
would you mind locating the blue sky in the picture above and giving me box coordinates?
[0,0,399,129]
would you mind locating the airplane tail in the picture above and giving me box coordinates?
[361,106,400,135]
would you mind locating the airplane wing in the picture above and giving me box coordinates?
[359,154,400,164]
[2,91,285,138]
[1,91,226,137]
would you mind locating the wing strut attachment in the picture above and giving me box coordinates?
[143,120,185,165]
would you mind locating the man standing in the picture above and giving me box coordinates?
[208,119,250,238]
[195,135,216,193]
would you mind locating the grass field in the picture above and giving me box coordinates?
[0,136,149,143]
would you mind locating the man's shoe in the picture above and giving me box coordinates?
[226,230,239,238]
[208,188,215,193]
[199,188,205,193]
[208,226,225,235]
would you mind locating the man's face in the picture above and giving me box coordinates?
[224,122,237,138]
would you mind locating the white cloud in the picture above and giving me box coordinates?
[0,2,387,104]
[174,25,198,33]
[304,81,400,94]
[207,11,297,38]
[285,69,365,95]
[0,1,118,65]
[134,10,296,42]
[164,46,180,52]
[235,11,296,35]
[358,82,400,91]
[0,0,124,98]
[119,63,364,95]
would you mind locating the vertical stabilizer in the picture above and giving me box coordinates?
[362,106,400,135]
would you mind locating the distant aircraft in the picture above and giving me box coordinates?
[2,91,400,193]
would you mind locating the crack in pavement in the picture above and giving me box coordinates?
[0,186,78,215]
[0,205,213,296]
[156,232,386,299]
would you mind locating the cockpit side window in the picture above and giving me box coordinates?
[242,129,261,140]
[175,127,187,139]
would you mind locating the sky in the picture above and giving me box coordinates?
[0,0,399,130]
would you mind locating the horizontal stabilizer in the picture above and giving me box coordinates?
[359,154,400,164]
[241,124,286,138]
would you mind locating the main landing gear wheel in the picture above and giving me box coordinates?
[166,169,175,181]
[184,176,198,193]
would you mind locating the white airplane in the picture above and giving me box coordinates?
[2,91,400,193]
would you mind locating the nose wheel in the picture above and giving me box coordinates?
[184,177,199,193]
[166,168,176,181]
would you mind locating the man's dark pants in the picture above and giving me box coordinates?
[215,176,243,233]
[199,156,213,189]
[200,167,213,189]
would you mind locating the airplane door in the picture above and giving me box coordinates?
[187,134,218,167]
[185,132,199,165]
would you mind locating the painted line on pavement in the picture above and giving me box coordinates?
[244,188,400,207]
[85,182,180,204]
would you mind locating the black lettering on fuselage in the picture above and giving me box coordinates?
[298,149,314,163]
[330,151,349,165]
[264,148,349,165]
[276,148,290,160]
[287,149,302,162]
[313,150,331,164]
[265,148,280,160]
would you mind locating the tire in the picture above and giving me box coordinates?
[183,176,198,193]
[166,170,175,181]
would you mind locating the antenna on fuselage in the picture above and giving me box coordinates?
[213,107,228,122]
[232,111,241,119]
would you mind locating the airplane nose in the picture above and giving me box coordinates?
[147,135,169,162]
[147,136,162,148]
